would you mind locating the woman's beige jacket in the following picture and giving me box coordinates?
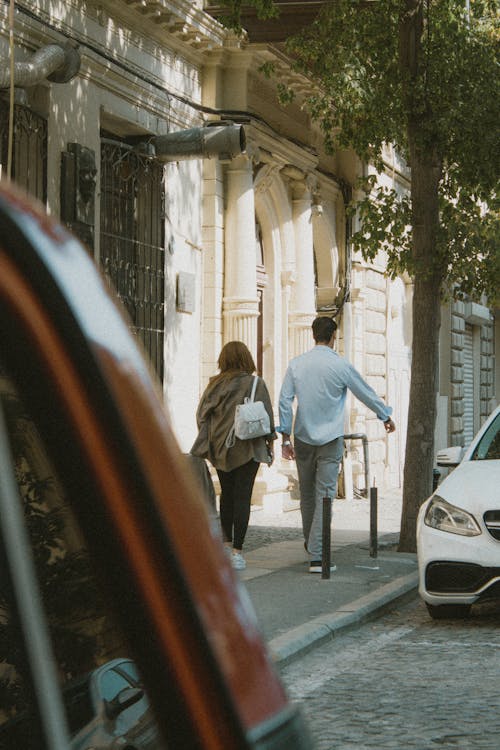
[191,373,276,472]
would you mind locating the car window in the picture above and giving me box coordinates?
[115,660,141,686]
[471,414,500,461]
[0,366,164,749]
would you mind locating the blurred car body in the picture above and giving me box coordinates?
[417,405,500,618]
[0,182,312,749]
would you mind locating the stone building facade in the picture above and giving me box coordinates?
[1,0,496,509]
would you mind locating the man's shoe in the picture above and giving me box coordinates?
[309,560,337,574]
[231,552,246,570]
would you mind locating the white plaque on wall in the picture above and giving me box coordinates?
[176,272,196,313]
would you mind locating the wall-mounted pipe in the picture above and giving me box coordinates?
[0,43,80,89]
[152,124,246,162]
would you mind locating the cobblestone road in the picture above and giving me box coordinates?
[280,597,500,750]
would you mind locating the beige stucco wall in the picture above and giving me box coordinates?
[0,0,215,454]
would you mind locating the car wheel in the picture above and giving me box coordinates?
[425,602,471,619]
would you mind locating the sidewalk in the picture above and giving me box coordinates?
[239,489,418,666]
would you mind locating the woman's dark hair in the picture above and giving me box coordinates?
[208,341,256,386]
[218,341,256,373]
[312,316,337,343]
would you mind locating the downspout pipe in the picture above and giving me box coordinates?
[151,124,246,162]
[0,43,81,88]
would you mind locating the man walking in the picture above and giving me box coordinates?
[279,316,396,573]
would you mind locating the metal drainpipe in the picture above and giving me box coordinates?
[152,124,246,162]
[0,43,81,89]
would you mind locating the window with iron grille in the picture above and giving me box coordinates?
[0,101,47,202]
[100,137,165,383]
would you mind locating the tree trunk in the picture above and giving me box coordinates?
[399,248,441,552]
[398,0,443,551]
[398,141,443,551]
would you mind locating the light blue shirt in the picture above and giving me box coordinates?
[278,345,393,445]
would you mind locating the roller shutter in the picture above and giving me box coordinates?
[463,324,474,447]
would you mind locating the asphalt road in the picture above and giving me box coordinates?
[280,596,500,750]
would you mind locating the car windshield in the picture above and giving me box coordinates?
[0,365,163,749]
[470,413,500,461]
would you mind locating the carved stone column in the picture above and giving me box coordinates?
[289,175,316,358]
[223,148,260,357]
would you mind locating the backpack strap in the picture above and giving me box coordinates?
[249,375,258,402]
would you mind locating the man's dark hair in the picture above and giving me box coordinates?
[312,316,337,343]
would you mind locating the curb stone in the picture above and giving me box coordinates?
[270,571,419,667]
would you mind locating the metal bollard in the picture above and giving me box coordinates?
[369,483,378,558]
[432,468,441,492]
[322,494,332,579]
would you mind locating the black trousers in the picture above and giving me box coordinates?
[216,460,259,550]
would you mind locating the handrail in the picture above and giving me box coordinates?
[344,432,370,498]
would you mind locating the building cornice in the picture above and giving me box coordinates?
[251,44,318,100]
[246,121,318,174]
[109,0,228,49]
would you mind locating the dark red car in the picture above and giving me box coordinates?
[0,182,312,749]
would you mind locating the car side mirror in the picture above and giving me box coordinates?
[105,687,144,720]
[436,446,463,467]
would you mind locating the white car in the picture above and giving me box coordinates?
[417,405,500,619]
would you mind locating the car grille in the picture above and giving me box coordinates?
[477,580,500,603]
[426,561,500,594]
[484,510,500,541]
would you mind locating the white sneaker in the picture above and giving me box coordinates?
[309,560,336,574]
[231,552,246,570]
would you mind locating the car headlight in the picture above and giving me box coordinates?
[424,495,481,536]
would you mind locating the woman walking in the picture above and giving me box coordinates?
[191,341,276,570]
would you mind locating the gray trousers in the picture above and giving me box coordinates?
[294,436,344,560]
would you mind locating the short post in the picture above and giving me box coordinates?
[361,435,370,498]
[432,468,441,492]
[369,482,378,558]
[322,494,332,579]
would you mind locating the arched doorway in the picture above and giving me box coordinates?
[311,207,341,314]
[387,277,412,486]
[255,221,268,376]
